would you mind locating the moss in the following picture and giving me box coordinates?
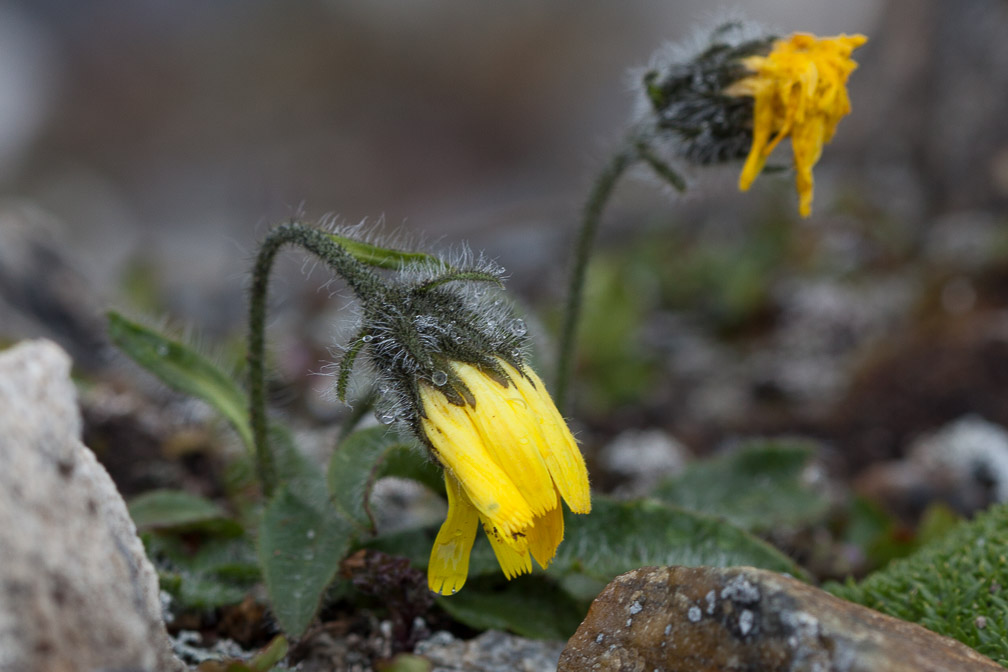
[826,502,1008,665]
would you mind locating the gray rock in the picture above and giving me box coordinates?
[416,629,564,672]
[559,566,1001,672]
[0,340,184,672]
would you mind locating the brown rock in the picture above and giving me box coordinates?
[559,566,1001,672]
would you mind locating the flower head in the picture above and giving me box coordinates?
[347,251,591,594]
[727,33,867,217]
[421,357,590,595]
[637,22,866,216]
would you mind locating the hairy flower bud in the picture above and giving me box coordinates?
[349,252,591,594]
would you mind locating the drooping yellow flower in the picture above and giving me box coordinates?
[728,33,867,217]
[419,358,591,595]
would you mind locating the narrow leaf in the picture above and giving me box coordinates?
[107,311,253,450]
[128,489,241,536]
[326,233,440,270]
[248,635,289,672]
[258,485,354,637]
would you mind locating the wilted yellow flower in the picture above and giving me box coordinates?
[419,358,591,595]
[728,33,867,217]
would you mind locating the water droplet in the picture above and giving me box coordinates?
[306,529,315,540]
[432,370,448,386]
[511,319,527,336]
[362,334,374,342]
[378,413,396,425]
[451,587,457,594]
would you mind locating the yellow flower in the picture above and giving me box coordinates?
[728,33,868,217]
[419,358,591,595]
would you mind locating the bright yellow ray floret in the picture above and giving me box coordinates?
[728,33,867,217]
[421,358,591,594]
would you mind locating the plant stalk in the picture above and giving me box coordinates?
[554,149,637,410]
[248,222,383,497]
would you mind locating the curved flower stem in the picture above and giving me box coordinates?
[554,148,637,411]
[554,138,687,411]
[248,222,384,496]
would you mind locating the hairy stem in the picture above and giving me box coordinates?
[248,222,383,496]
[554,148,637,410]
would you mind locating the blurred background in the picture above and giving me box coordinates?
[4,0,1008,532]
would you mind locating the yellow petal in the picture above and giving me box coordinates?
[527,497,565,569]
[481,518,532,580]
[420,386,535,539]
[452,362,558,517]
[501,361,591,514]
[428,474,479,595]
[729,32,867,216]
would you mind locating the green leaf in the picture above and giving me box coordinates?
[826,501,1008,665]
[377,444,445,496]
[365,495,805,602]
[327,426,443,532]
[554,496,808,592]
[435,575,585,640]
[652,438,829,532]
[257,485,355,637]
[146,535,260,609]
[128,489,242,536]
[271,423,330,507]
[247,635,289,672]
[106,311,253,450]
[326,233,440,270]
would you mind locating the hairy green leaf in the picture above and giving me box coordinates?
[653,438,828,532]
[326,233,440,270]
[106,311,253,450]
[327,426,443,533]
[365,495,804,608]
[258,485,354,637]
[555,496,807,591]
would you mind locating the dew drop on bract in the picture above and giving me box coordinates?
[362,334,374,343]
[432,370,448,386]
[511,319,527,336]
[378,413,396,425]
